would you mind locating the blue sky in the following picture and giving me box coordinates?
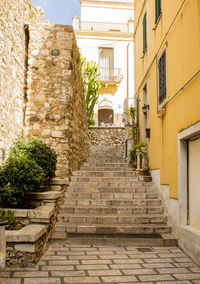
[31,0,81,25]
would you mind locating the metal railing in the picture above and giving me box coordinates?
[81,21,131,33]
[84,0,133,3]
[98,68,123,82]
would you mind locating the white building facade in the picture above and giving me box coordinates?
[73,0,134,127]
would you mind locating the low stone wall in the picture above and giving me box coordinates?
[88,127,125,146]
[25,24,89,178]
[5,179,67,267]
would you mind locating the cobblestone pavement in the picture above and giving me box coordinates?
[1,244,200,284]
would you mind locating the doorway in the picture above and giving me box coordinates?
[188,136,200,229]
[98,109,114,126]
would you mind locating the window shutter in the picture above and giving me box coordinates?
[155,0,162,24]
[143,13,147,53]
[158,50,166,104]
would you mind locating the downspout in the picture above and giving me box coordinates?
[127,42,130,110]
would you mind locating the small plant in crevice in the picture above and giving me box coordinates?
[0,209,22,230]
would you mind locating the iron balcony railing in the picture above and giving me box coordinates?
[98,68,123,83]
[81,21,133,33]
[84,0,133,3]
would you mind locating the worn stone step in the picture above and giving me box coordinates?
[56,213,167,224]
[63,198,162,207]
[70,176,139,182]
[51,232,177,247]
[59,205,164,214]
[86,158,127,163]
[72,171,137,177]
[55,222,172,234]
[82,162,130,168]
[69,181,153,187]
[64,192,158,200]
[67,187,156,194]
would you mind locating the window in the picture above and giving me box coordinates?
[155,0,162,24]
[158,50,166,104]
[143,13,147,53]
[99,48,114,81]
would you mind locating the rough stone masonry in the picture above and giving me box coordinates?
[0,0,47,161]
[24,24,89,178]
[0,1,89,177]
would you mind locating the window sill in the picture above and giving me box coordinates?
[153,13,162,30]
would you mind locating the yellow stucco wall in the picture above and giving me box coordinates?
[134,0,200,198]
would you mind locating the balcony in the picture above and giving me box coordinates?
[80,21,133,33]
[98,68,123,83]
[81,0,134,3]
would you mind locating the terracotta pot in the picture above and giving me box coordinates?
[139,169,149,176]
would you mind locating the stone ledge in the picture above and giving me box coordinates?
[179,225,200,266]
[6,224,46,242]
[26,191,62,200]
[46,178,69,185]
[8,205,55,220]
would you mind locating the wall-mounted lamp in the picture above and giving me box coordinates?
[142,104,149,115]
[146,128,150,138]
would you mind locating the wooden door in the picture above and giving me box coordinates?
[98,109,114,126]
[188,137,200,229]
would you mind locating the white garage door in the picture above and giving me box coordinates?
[189,136,200,229]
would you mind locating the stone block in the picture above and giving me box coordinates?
[6,224,46,242]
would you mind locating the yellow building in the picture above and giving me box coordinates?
[134,0,200,264]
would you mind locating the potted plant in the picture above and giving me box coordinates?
[129,149,136,169]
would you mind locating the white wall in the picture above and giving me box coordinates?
[76,1,134,126]
[81,5,133,23]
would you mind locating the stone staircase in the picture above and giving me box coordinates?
[52,145,177,246]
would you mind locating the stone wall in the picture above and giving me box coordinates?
[24,24,89,178]
[88,127,125,146]
[0,0,47,162]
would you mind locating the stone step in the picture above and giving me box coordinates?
[69,179,153,188]
[80,167,132,172]
[59,205,164,214]
[64,192,158,200]
[72,171,137,177]
[51,232,177,247]
[56,213,167,224]
[62,198,162,207]
[70,176,139,182]
[82,162,130,168]
[86,158,127,163]
[67,187,156,194]
[55,222,172,234]
[68,181,147,188]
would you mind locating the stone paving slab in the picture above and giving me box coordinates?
[0,243,200,283]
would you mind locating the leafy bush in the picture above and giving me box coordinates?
[129,150,136,162]
[11,137,57,180]
[0,137,57,208]
[0,150,45,208]
[132,141,147,149]
[0,209,22,230]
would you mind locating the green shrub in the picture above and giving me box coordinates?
[132,141,147,149]
[129,150,136,162]
[11,137,57,180]
[0,209,22,230]
[0,150,45,208]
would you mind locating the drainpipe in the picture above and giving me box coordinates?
[127,42,130,110]
[0,220,8,272]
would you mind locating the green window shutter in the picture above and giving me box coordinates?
[155,0,162,24]
[143,13,147,53]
